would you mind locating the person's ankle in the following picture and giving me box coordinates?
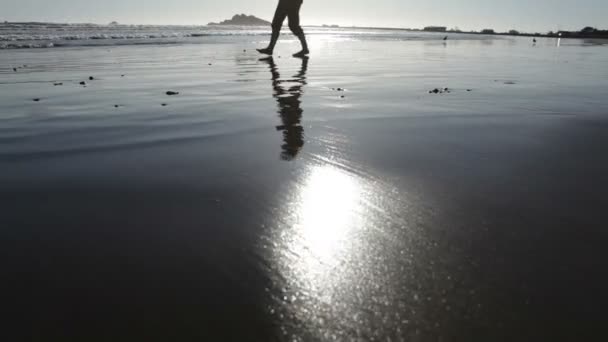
[257,47,274,54]
[293,49,309,57]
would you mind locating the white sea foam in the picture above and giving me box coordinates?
[0,22,496,49]
[0,23,274,49]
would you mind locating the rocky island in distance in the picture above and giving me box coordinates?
[208,14,271,26]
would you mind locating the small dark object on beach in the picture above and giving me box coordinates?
[166,91,179,96]
[243,49,246,52]
[208,63,212,66]
[89,76,95,80]
[53,82,63,86]
[121,74,125,77]
[337,88,344,91]
[467,89,472,92]
[80,81,86,85]
[504,81,516,85]
[533,38,537,43]
[33,98,40,102]
[340,95,345,98]
[114,105,119,108]
[13,68,17,72]
[443,36,448,41]
[161,103,168,106]
[429,87,453,94]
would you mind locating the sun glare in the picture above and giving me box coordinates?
[294,165,361,262]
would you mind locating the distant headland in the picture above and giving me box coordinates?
[208,14,270,26]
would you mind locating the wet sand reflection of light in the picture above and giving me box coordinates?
[291,165,362,271]
[264,160,419,340]
[269,164,367,338]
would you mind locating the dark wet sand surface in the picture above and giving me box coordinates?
[1,39,608,341]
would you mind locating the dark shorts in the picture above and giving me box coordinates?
[272,0,304,35]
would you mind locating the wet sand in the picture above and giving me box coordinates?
[1,37,608,341]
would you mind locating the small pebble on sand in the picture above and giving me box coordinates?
[429,87,454,94]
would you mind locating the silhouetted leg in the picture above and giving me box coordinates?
[288,0,309,57]
[258,3,288,55]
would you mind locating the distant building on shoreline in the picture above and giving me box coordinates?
[481,29,495,34]
[423,26,447,32]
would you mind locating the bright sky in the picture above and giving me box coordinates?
[2,0,606,32]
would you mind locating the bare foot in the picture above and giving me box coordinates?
[292,50,310,58]
[257,48,273,55]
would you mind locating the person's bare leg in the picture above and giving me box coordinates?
[258,2,287,55]
[288,0,309,57]
[257,30,280,55]
[292,33,309,58]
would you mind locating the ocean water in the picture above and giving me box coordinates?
[0,22,519,49]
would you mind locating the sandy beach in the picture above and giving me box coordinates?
[2,30,608,340]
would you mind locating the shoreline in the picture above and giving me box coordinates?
[3,21,607,39]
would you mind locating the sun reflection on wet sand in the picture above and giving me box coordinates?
[294,165,361,263]
[265,161,411,340]
[260,150,465,341]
